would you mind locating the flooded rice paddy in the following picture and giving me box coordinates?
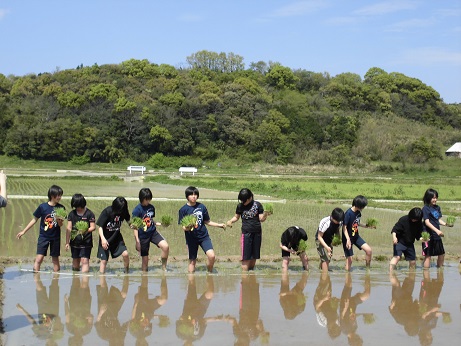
[2,263,461,346]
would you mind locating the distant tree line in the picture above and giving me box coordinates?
[0,50,459,167]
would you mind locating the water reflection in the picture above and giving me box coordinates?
[418,269,450,346]
[389,271,419,336]
[339,273,374,346]
[65,276,93,345]
[94,275,129,345]
[16,273,64,344]
[231,274,269,346]
[313,271,341,340]
[279,272,308,320]
[176,275,216,344]
[127,275,169,345]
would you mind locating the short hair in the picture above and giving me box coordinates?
[331,208,345,222]
[111,197,130,221]
[71,193,87,209]
[48,185,63,200]
[185,186,199,198]
[408,207,423,221]
[352,195,368,209]
[238,188,254,203]
[423,188,438,205]
[139,188,153,202]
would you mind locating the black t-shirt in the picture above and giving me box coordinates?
[68,208,96,248]
[391,215,422,245]
[236,200,264,233]
[96,206,127,245]
[280,227,308,250]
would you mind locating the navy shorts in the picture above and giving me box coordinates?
[97,240,127,261]
[342,235,366,257]
[137,231,165,257]
[241,232,261,261]
[0,196,7,208]
[186,235,213,260]
[393,242,416,261]
[36,237,60,257]
[71,246,92,259]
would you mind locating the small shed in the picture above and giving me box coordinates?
[445,142,461,158]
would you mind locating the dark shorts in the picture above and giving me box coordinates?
[393,242,416,261]
[0,196,7,208]
[137,231,166,257]
[97,240,127,261]
[186,235,213,260]
[241,232,261,261]
[343,235,366,258]
[71,246,92,260]
[425,239,445,257]
[36,237,60,257]
[316,240,332,263]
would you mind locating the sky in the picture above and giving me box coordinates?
[1,0,460,103]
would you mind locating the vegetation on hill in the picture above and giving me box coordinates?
[0,50,459,168]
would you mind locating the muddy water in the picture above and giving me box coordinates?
[2,264,461,345]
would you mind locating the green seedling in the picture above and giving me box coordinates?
[296,239,308,254]
[446,216,455,227]
[54,207,67,220]
[180,215,197,231]
[161,215,173,227]
[71,220,89,241]
[131,216,144,230]
[421,231,430,241]
[263,203,274,215]
[332,234,342,247]
[366,218,378,228]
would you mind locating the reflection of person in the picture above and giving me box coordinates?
[176,275,215,344]
[388,271,419,336]
[342,196,373,271]
[94,275,129,345]
[313,272,341,339]
[279,272,308,320]
[389,207,423,271]
[16,273,64,344]
[132,188,169,272]
[227,188,269,271]
[316,208,344,272]
[64,276,93,344]
[97,197,131,274]
[66,193,96,272]
[16,185,65,272]
[178,186,225,273]
[418,269,449,346]
[422,189,452,268]
[340,273,372,346]
[280,226,309,272]
[0,170,7,207]
[230,274,270,345]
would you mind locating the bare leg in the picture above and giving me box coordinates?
[437,254,445,268]
[299,252,309,271]
[361,243,372,268]
[158,240,169,270]
[122,250,129,273]
[33,254,45,272]
[188,259,197,273]
[206,249,216,273]
[99,260,108,274]
[241,260,251,271]
[141,256,149,272]
[389,256,400,271]
[248,259,257,270]
[51,256,60,272]
[281,257,290,273]
[72,258,81,271]
[423,255,431,269]
[345,256,353,271]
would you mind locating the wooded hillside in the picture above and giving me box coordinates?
[0,51,459,167]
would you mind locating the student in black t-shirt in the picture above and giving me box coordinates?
[280,226,309,273]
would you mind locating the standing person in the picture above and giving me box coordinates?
[132,188,169,272]
[227,188,269,271]
[279,226,309,272]
[65,193,96,273]
[389,207,423,271]
[422,188,453,268]
[16,185,65,272]
[342,195,373,271]
[0,170,7,208]
[97,197,131,274]
[316,208,345,272]
[178,186,225,273]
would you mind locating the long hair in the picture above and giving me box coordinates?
[111,197,130,221]
[238,188,254,203]
[423,188,438,205]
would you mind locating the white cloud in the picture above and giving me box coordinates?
[396,47,461,67]
[353,1,417,16]
[0,8,10,19]
[385,18,436,32]
[268,0,328,18]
